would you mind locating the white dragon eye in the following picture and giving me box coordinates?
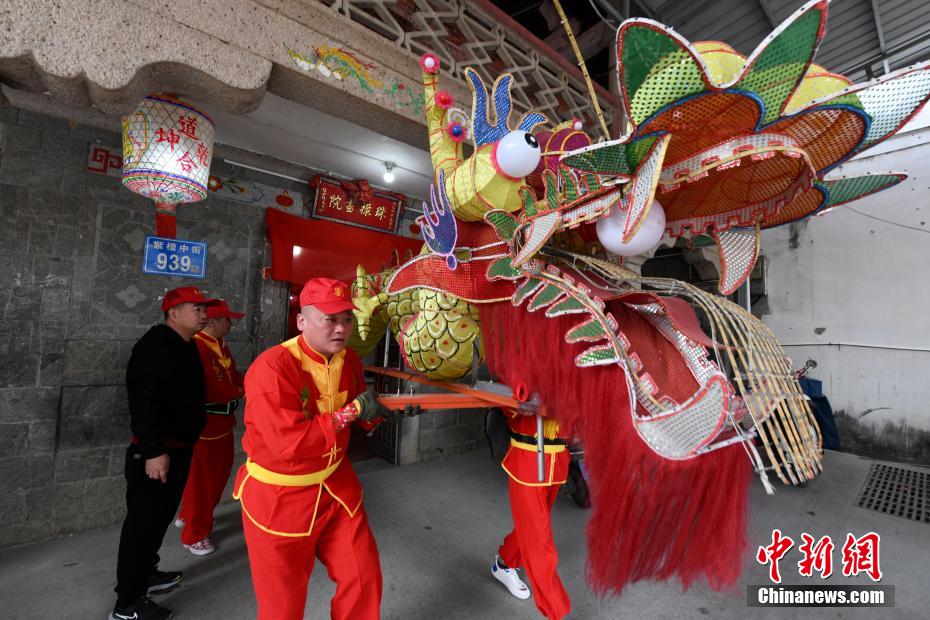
[494,131,541,179]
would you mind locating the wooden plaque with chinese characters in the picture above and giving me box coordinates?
[310,178,402,233]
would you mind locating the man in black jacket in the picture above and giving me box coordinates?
[110,286,217,620]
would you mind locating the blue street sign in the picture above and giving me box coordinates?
[142,236,207,279]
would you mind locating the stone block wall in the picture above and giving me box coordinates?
[416,409,487,462]
[0,106,293,546]
[0,104,490,547]
[414,366,496,462]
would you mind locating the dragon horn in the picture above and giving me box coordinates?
[422,54,462,180]
[352,265,377,342]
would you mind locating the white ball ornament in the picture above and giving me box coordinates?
[596,199,667,257]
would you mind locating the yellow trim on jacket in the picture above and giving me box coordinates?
[323,481,364,518]
[280,336,348,413]
[234,473,327,538]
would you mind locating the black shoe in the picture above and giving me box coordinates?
[146,569,182,594]
[109,597,172,620]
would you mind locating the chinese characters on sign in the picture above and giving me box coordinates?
[142,235,208,279]
[757,530,882,583]
[310,177,403,233]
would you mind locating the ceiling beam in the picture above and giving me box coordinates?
[851,27,930,80]
[869,0,891,75]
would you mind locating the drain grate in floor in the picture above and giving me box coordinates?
[854,463,929,524]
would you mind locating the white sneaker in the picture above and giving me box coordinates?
[491,555,531,600]
[184,537,215,556]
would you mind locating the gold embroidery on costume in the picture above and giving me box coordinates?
[195,332,234,380]
[281,337,349,416]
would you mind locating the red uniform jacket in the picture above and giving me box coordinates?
[502,412,570,486]
[234,336,366,536]
[193,332,244,439]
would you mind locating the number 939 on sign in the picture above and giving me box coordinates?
[142,235,208,279]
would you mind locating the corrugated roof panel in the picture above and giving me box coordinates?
[877,0,930,27]
[633,0,930,82]
[769,0,808,20]
[885,47,930,71]
[822,0,875,40]
[880,1,930,46]
[680,4,757,43]
[818,1,881,72]
[820,32,879,67]
[670,2,760,40]
[821,47,879,78]
[703,3,768,48]
[651,0,716,26]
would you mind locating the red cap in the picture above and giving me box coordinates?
[161,286,219,311]
[298,277,358,314]
[206,299,244,319]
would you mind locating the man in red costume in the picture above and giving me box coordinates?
[176,299,245,555]
[234,277,388,620]
[491,406,572,620]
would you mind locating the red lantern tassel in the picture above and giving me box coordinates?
[479,300,751,595]
[154,202,177,238]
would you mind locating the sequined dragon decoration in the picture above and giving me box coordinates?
[351,0,930,595]
[564,0,930,294]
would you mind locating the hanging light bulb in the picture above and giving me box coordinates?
[383,161,396,183]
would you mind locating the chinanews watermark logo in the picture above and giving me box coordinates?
[748,530,894,608]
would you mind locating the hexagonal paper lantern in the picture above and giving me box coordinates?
[121,94,215,237]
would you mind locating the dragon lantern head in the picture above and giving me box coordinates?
[561,0,930,294]
[420,54,642,271]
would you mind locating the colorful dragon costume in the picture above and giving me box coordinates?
[352,0,930,595]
